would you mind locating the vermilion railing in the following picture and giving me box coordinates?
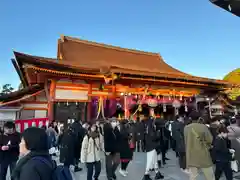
[15,118,49,132]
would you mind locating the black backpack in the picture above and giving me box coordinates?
[33,157,73,180]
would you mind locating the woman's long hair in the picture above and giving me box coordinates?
[216,124,228,135]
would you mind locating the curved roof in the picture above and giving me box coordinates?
[12,35,230,87]
[0,84,44,104]
[58,35,191,76]
[224,68,240,84]
[57,35,229,85]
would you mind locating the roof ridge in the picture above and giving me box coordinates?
[14,51,57,61]
[61,35,159,57]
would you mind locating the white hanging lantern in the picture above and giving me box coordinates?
[175,108,179,115]
[180,95,183,101]
[163,104,167,112]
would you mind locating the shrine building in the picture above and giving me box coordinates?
[0,35,233,127]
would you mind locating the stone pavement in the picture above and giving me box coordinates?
[6,150,239,180]
[73,150,231,180]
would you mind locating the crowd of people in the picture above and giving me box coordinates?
[0,110,239,180]
[171,112,240,180]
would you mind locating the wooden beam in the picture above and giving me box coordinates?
[23,107,48,111]
[120,76,209,87]
[44,80,50,101]
[56,86,88,91]
[21,101,48,104]
[54,99,89,102]
[23,67,32,85]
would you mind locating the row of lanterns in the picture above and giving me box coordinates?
[120,92,192,101]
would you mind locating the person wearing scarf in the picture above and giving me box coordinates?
[81,124,104,180]
[11,127,53,180]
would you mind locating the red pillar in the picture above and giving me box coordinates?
[48,79,56,123]
[87,84,92,122]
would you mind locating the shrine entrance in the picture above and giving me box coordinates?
[53,102,87,125]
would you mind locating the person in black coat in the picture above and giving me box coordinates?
[104,120,121,180]
[135,117,145,152]
[59,126,77,168]
[171,116,186,170]
[119,120,133,177]
[70,119,85,172]
[154,118,170,165]
[209,116,221,141]
[155,118,165,167]
[11,127,53,180]
[0,122,21,180]
[162,119,171,162]
[212,125,233,180]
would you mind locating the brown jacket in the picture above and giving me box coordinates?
[184,123,213,168]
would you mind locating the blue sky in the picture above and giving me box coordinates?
[0,0,239,89]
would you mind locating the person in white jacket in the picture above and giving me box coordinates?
[81,124,104,180]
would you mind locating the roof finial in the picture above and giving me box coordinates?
[60,34,65,42]
[59,53,63,60]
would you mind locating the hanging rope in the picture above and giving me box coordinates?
[130,103,142,119]
[101,97,106,119]
[96,96,106,119]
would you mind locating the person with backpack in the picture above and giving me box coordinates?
[81,124,104,180]
[11,127,53,180]
[184,111,214,180]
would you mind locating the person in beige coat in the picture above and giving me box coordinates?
[184,112,215,180]
[81,124,104,180]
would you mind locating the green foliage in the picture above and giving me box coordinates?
[224,68,240,100]
[226,88,240,100]
[224,68,240,84]
[0,84,14,95]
